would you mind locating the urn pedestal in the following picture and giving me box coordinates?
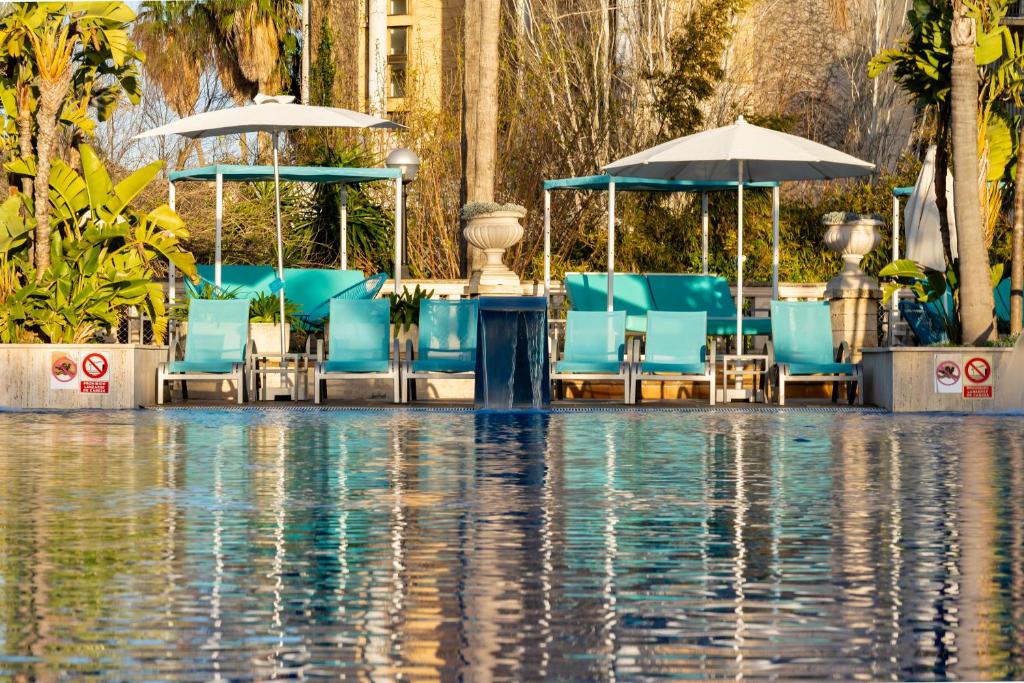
[463,210,524,295]
[823,218,883,360]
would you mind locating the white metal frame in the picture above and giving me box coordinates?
[400,338,474,404]
[628,337,716,405]
[766,340,864,406]
[156,334,253,405]
[314,337,401,404]
[549,333,635,405]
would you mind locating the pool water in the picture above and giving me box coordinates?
[0,408,1022,680]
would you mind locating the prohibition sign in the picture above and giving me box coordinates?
[51,355,77,383]
[935,360,960,386]
[82,352,108,379]
[964,357,991,384]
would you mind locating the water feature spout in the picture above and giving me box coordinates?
[475,296,550,410]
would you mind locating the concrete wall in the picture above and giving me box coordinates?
[0,344,167,410]
[862,347,1019,413]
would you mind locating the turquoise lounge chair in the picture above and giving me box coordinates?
[630,311,715,404]
[401,299,478,403]
[550,310,632,404]
[767,300,862,406]
[157,299,252,404]
[646,274,772,336]
[563,272,655,333]
[314,299,398,404]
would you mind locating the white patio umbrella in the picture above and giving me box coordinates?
[604,116,875,353]
[137,94,402,354]
[904,145,957,272]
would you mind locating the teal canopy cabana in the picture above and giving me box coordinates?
[542,174,781,310]
[167,164,404,300]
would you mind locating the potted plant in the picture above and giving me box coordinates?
[821,211,883,292]
[388,284,433,353]
[248,291,301,354]
[461,201,527,293]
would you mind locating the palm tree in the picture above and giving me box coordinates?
[950,0,995,344]
[460,0,501,275]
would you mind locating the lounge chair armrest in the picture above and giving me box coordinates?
[836,340,850,363]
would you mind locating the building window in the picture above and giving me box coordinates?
[389,0,408,15]
[388,26,408,98]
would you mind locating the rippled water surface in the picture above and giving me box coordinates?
[1,409,1023,681]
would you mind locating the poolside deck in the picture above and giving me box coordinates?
[146,397,879,412]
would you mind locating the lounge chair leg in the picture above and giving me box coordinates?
[392,372,400,404]
[157,376,164,405]
[236,375,244,404]
[778,374,786,406]
[709,374,716,406]
[314,373,321,404]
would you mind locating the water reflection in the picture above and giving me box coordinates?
[0,409,1022,680]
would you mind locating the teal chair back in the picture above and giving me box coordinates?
[646,311,708,365]
[770,301,835,366]
[647,274,734,317]
[194,265,366,319]
[563,311,626,365]
[418,299,479,369]
[563,273,655,315]
[328,299,390,364]
[184,299,250,364]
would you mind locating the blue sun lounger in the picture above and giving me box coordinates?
[314,298,399,404]
[768,300,862,406]
[550,310,632,403]
[157,298,252,404]
[401,299,478,403]
[630,311,715,404]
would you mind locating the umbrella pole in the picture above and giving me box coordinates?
[168,181,176,305]
[701,192,709,275]
[736,161,744,355]
[273,133,287,356]
[340,184,348,270]
[215,171,223,288]
[607,180,616,312]
[772,185,780,300]
[544,189,551,299]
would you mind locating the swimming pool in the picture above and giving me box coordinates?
[0,408,1021,680]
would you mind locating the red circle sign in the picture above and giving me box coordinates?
[964,357,991,384]
[936,360,960,386]
[51,356,77,383]
[82,353,108,379]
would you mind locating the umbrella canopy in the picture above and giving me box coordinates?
[138,95,402,358]
[605,116,874,182]
[135,94,402,139]
[904,145,957,272]
[603,116,875,354]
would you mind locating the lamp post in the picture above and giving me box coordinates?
[386,147,420,279]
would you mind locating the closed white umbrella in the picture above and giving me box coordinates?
[137,94,402,355]
[905,145,957,272]
[604,116,875,353]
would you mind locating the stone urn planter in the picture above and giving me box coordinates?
[462,202,526,294]
[822,212,883,293]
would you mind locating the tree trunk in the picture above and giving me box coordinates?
[17,85,34,198]
[459,0,501,276]
[950,3,994,344]
[32,77,70,278]
[934,107,954,268]
[1012,132,1024,336]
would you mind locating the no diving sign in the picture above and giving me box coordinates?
[80,351,110,394]
[962,356,993,399]
[934,354,962,394]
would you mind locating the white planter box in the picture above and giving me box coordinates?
[0,344,168,409]
[862,347,1021,413]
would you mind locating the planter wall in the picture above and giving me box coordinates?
[862,347,1021,413]
[0,344,168,410]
